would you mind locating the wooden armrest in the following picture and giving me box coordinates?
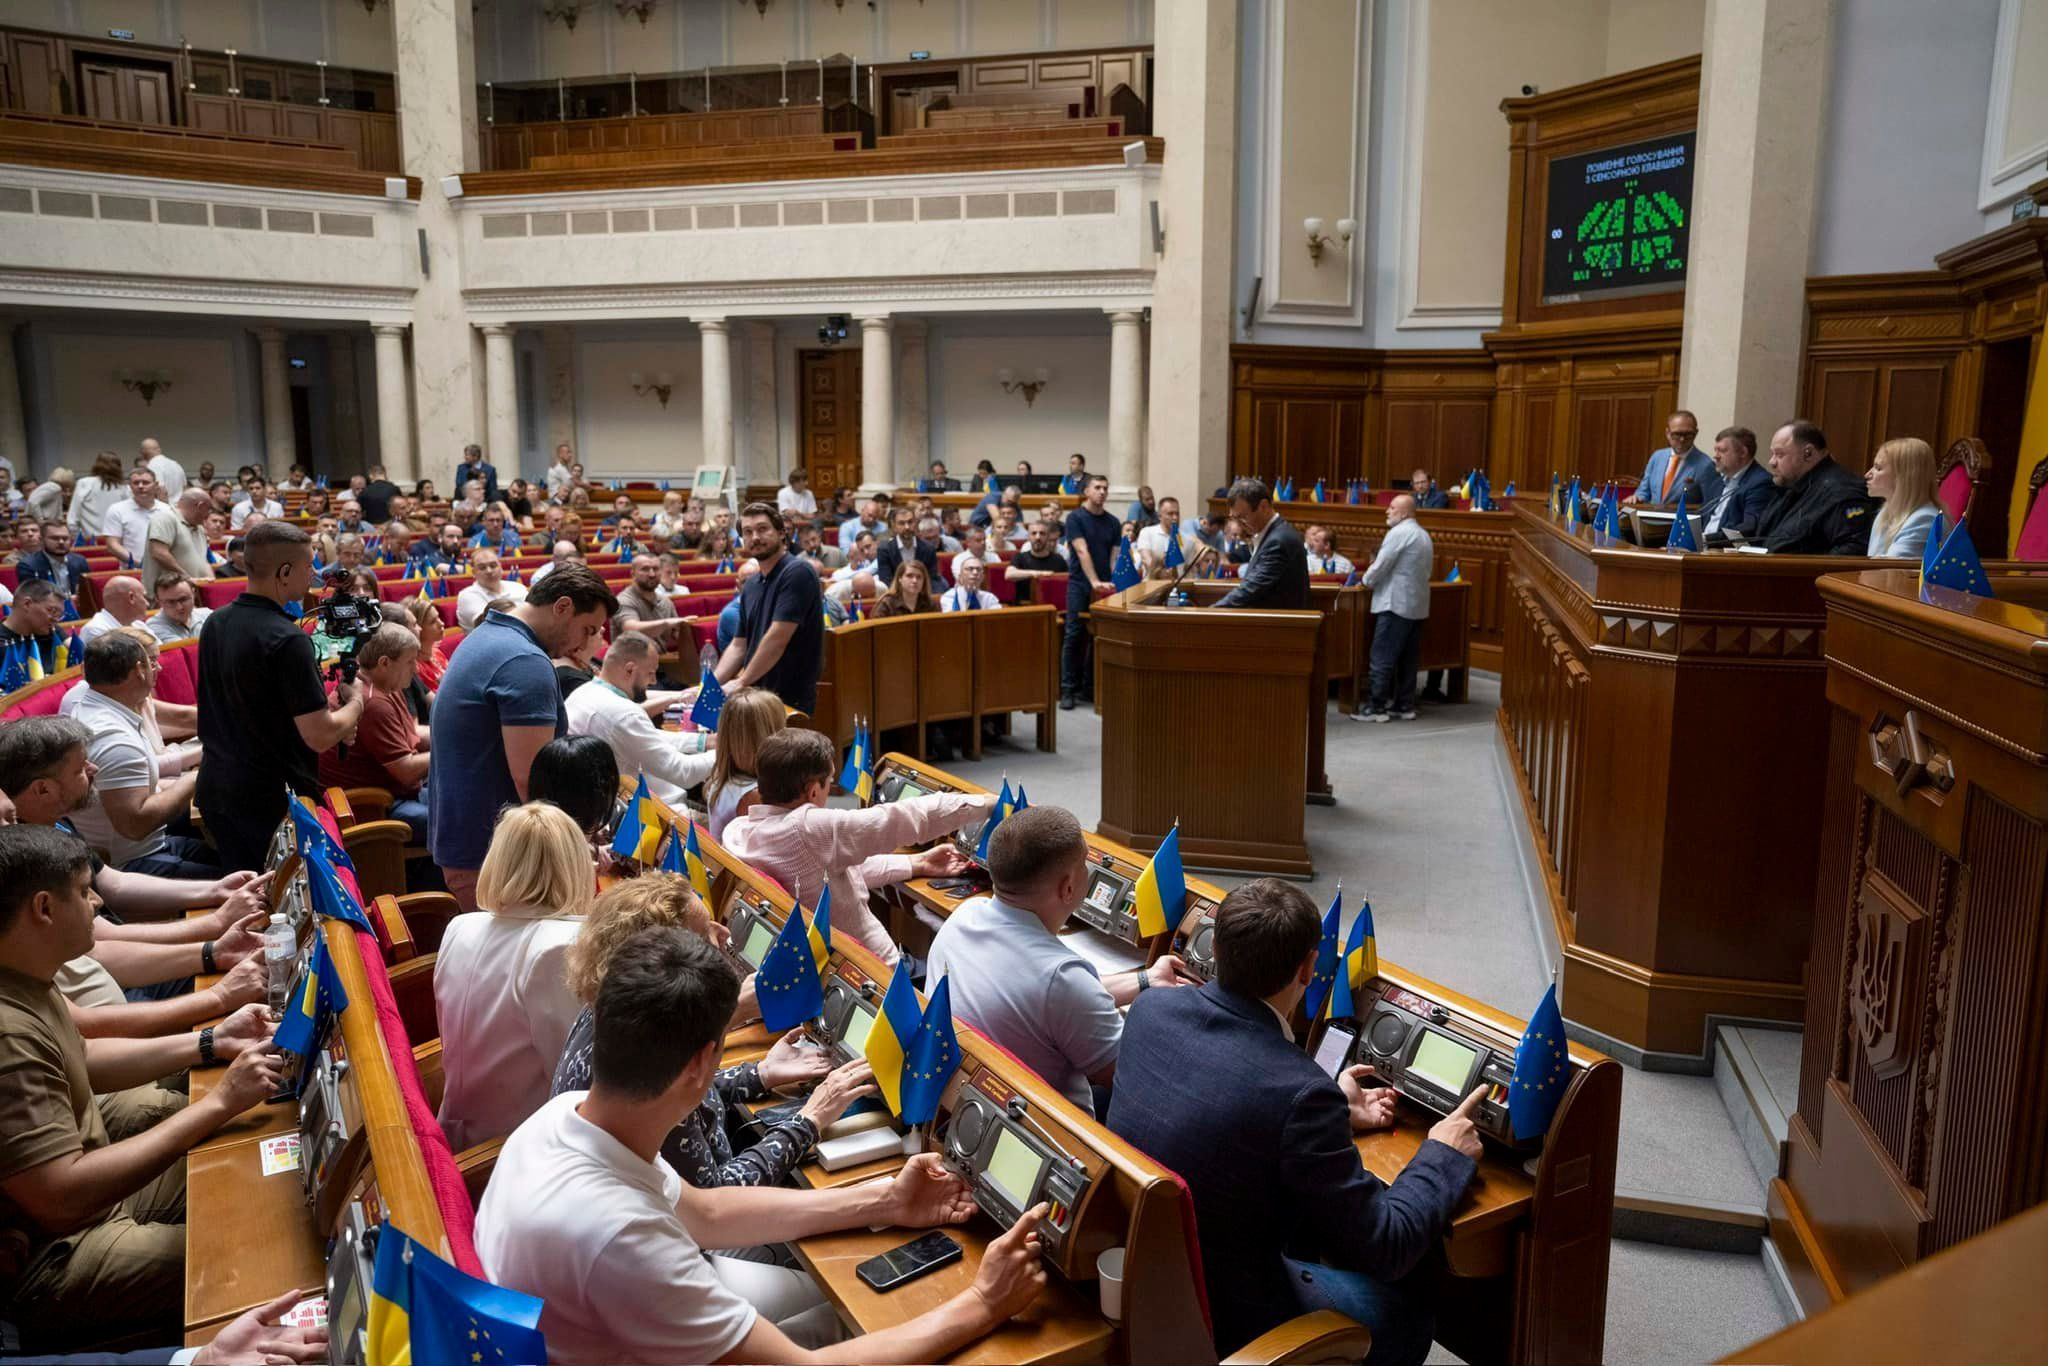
[341,787,394,824]
[393,891,461,955]
[373,893,416,962]
[1221,1311,1372,1366]
[340,818,412,849]
[388,952,439,1046]
[455,1137,504,1208]
[413,1038,444,1112]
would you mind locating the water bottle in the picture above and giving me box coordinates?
[264,913,296,1013]
[698,642,718,677]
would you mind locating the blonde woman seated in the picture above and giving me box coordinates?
[874,558,937,618]
[550,873,876,1193]
[705,686,787,841]
[435,801,595,1151]
[1863,436,1943,559]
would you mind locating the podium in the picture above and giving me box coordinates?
[1090,578,1326,876]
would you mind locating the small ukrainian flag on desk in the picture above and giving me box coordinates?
[865,960,923,1117]
[1132,824,1186,939]
[660,817,713,901]
[1326,898,1378,1021]
[610,774,662,865]
[368,1222,547,1366]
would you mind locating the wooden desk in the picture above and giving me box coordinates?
[814,604,1061,760]
[1091,579,1324,875]
[183,1135,328,1336]
[1771,570,2048,1315]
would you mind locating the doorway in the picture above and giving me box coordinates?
[878,69,960,136]
[799,348,863,493]
[74,52,175,124]
[1972,335,2034,554]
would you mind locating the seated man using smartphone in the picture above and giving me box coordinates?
[478,924,1049,1364]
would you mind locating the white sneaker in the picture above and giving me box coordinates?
[1354,709,1391,724]
[1393,709,1418,721]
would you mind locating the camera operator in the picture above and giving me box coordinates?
[196,521,363,871]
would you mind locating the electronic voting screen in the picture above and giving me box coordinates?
[1541,131,1693,302]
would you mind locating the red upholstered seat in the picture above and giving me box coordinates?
[689,618,719,653]
[0,567,15,590]
[153,645,199,707]
[2,676,82,720]
[199,579,245,609]
[2016,482,2048,561]
[1938,465,1974,524]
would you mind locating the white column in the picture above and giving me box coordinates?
[481,324,518,475]
[894,318,930,483]
[698,318,734,473]
[372,324,415,482]
[254,327,295,479]
[1106,309,1147,502]
[1677,0,1832,431]
[859,316,895,494]
[1146,0,1238,502]
[0,319,28,476]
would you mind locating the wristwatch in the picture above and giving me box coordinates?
[1136,968,1151,994]
[200,940,217,975]
[198,1026,217,1067]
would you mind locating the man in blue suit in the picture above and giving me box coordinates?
[14,522,91,601]
[1627,410,1720,509]
[1701,425,1778,542]
[1108,879,1482,1363]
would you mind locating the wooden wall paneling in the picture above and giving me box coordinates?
[916,615,975,722]
[7,33,65,114]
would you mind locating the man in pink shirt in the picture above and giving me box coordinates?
[723,731,989,968]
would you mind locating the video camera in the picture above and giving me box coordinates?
[313,567,380,683]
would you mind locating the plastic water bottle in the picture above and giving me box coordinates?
[698,642,718,677]
[264,913,296,1012]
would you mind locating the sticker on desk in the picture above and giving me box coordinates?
[260,1134,303,1176]
[281,1296,328,1329]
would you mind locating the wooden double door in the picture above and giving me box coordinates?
[78,55,173,125]
[800,348,863,492]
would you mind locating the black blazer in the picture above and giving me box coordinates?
[1214,514,1311,610]
[1108,981,1476,1355]
[1701,461,1777,539]
[875,536,939,590]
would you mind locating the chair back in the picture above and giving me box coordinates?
[2018,455,2048,561]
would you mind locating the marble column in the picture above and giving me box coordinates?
[481,324,518,475]
[742,321,779,488]
[254,327,295,479]
[394,0,482,490]
[698,318,734,472]
[372,324,416,482]
[0,320,28,476]
[1676,0,1833,431]
[859,316,894,493]
[1106,309,1147,502]
[1145,0,1238,504]
[894,318,930,484]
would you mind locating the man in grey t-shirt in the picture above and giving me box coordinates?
[925,806,1194,1117]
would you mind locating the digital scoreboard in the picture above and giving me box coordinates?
[1541,131,1694,303]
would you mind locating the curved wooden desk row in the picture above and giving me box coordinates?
[814,602,1062,762]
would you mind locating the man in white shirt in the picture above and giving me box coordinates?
[1134,496,1202,575]
[939,554,1001,612]
[139,437,185,499]
[836,498,886,550]
[228,479,283,530]
[1303,524,1355,577]
[102,468,162,567]
[564,634,708,805]
[477,926,1046,1364]
[145,571,211,644]
[544,442,577,500]
[454,547,529,629]
[926,806,1192,1117]
[66,631,218,878]
[79,576,150,646]
[527,539,581,587]
[723,730,986,967]
[1354,494,1434,724]
[828,531,880,587]
[774,469,817,528]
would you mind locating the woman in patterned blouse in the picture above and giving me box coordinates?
[550,873,877,1189]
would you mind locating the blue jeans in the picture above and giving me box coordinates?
[1367,612,1425,713]
[1061,587,1093,697]
[389,794,430,844]
[119,835,222,882]
[1283,1257,1435,1366]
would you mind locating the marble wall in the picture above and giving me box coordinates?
[926,321,1113,474]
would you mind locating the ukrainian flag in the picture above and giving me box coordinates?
[806,885,833,977]
[51,630,81,672]
[757,902,826,1032]
[1310,478,1327,504]
[610,774,662,864]
[1326,898,1378,1021]
[1132,824,1186,939]
[23,642,44,681]
[865,960,922,1116]
[838,720,870,801]
[273,933,348,1092]
[367,1222,547,1366]
[900,975,961,1126]
[681,819,712,900]
[1445,562,1462,584]
[1301,889,1344,1020]
[973,779,1015,861]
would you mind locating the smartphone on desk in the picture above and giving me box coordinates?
[856,1231,965,1292]
[926,876,987,896]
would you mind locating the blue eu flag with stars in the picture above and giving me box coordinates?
[1509,984,1571,1142]
[756,903,826,1032]
[1111,535,1141,592]
[900,975,961,1126]
[1301,889,1343,1021]
[1665,484,1700,553]
[1920,515,1995,599]
[690,667,727,731]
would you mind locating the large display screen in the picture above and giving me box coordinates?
[985,1127,1045,1209]
[840,1000,877,1056]
[1409,1030,1480,1096]
[1541,131,1694,302]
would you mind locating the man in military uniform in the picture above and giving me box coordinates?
[1753,420,1877,555]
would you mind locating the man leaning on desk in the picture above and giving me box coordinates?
[1214,476,1311,611]
[1109,878,1484,1366]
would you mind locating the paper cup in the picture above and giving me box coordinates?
[1097,1247,1126,1322]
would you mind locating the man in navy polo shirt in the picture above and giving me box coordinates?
[428,563,617,911]
[712,503,823,715]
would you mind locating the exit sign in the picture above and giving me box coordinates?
[107,28,135,40]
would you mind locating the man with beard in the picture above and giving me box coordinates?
[709,503,823,715]
[565,633,709,806]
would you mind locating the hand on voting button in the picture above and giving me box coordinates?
[1427,1085,1489,1161]
[970,1204,1051,1323]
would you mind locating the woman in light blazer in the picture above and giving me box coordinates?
[1864,437,1943,559]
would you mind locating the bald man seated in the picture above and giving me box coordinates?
[79,577,150,647]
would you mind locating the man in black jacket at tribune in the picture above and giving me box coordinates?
[1215,477,1311,610]
[1753,419,1878,555]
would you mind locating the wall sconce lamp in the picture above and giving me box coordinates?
[616,0,659,22]
[1303,216,1356,265]
[997,367,1052,407]
[739,0,771,17]
[543,2,585,29]
[116,369,174,405]
[629,371,675,408]
[359,0,386,14]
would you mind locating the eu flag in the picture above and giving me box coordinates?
[1163,526,1185,570]
[864,960,922,1117]
[1012,784,1029,811]
[610,774,663,864]
[290,796,355,872]
[756,903,826,1032]
[973,779,1014,861]
[1301,889,1343,1021]
[1919,511,1945,586]
[1504,481,1516,497]
[273,930,348,1073]
[60,596,80,623]
[900,975,961,1126]
[1131,824,1186,938]
[1509,984,1571,1142]
[690,667,727,731]
[1665,484,1699,553]
[1111,536,1141,592]
[1920,516,1995,599]
[303,843,375,933]
[368,1222,548,1366]
[1327,899,1378,1021]
[0,642,31,693]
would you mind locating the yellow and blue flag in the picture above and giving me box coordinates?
[757,902,826,1031]
[1549,473,1562,515]
[273,931,348,1087]
[690,667,726,731]
[900,974,961,1126]
[610,774,662,864]
[806,885,833,977]
[865,960,922,1116]
[1504,480,1516,497]
[1564,477,1583,531]
[1327,898,1378,1020]
[1012,784,1029,811]
[838,720,872,802]
[1920,515,1994,599]
[1310,478,1327,504]
[664,818,712,901]
[1445,562,1462,584]
[1132,824,1185,938]
[1509,984,1571,1142]
[1665,484,1699,553]
[51,630,81,672]
[303,843,375,933]
[973,779,1015,861]
[1301,889,1344,1021]
[368,1222,547,1366]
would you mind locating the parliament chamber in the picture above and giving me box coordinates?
[4,1,2048,1363]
